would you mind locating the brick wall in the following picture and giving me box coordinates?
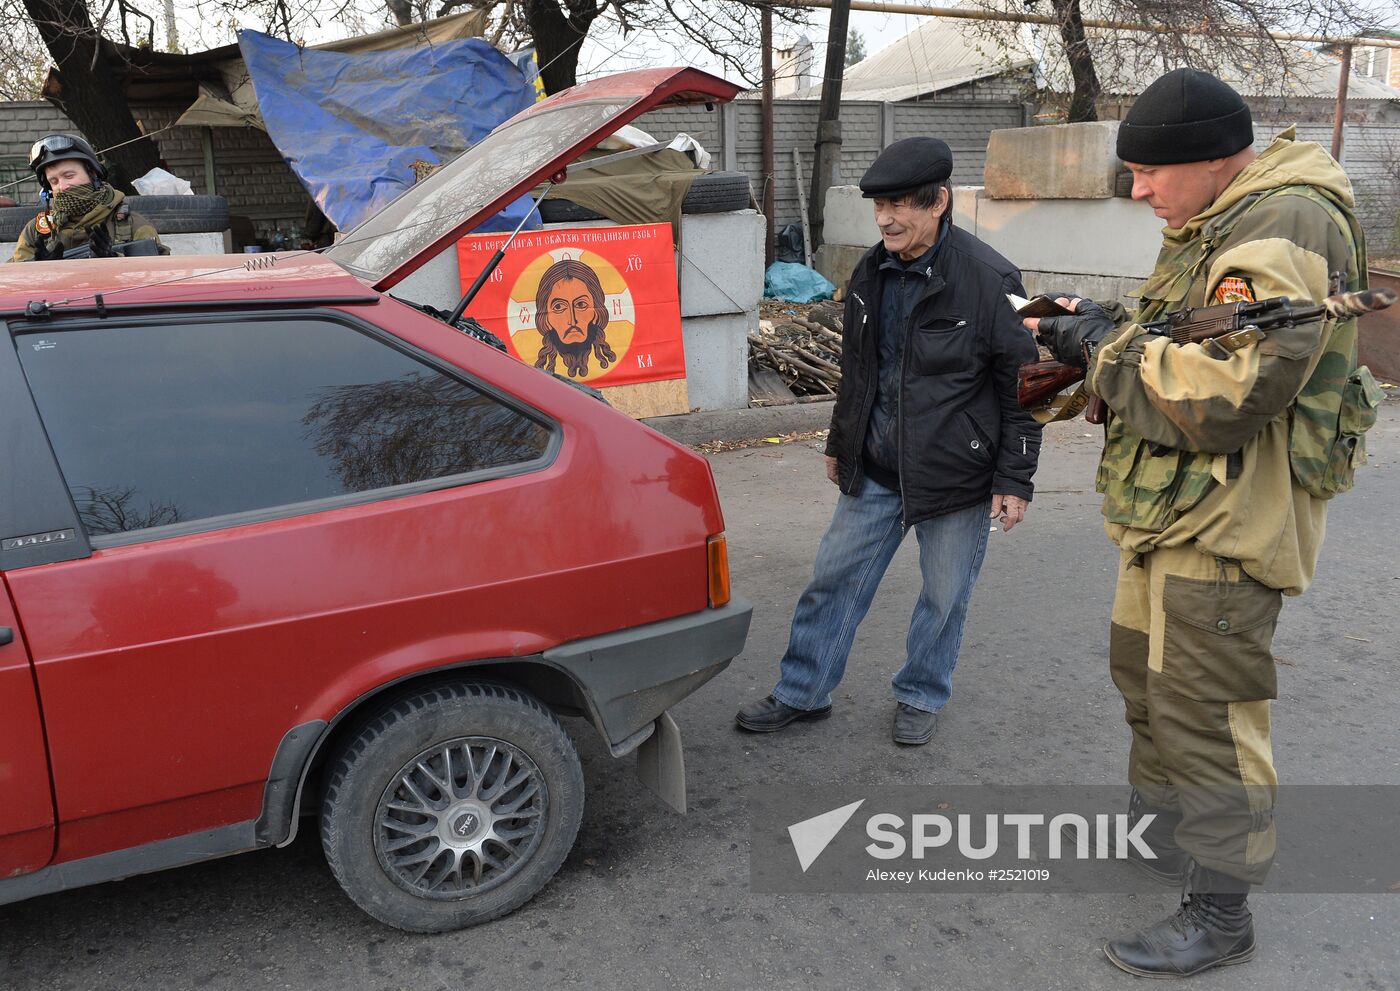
[0,100,312,233]
[0,101,76,203]
[135,107,311,233]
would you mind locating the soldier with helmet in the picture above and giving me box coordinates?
[9,133,167,263]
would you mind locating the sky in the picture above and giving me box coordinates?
[143,0,1400,90]
[156,0,929,87]
[573,7,928,83]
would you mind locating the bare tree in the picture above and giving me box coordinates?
[963,0,1391,122]
[302,372,548,491]
[73,484,183,534]
[371,0,806,93]
[11,0,164,188]
[0,22,48,100]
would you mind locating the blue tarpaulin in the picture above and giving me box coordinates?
[764,261,836,303]
[239,30,538,232]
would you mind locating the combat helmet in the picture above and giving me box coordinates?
[29,133,106,191]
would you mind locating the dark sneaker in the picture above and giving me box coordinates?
[892,703,937,745]
[735,695,832,733]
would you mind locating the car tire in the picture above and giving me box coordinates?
[123,195,230,233]
[537,197,606,223]
[538,170,752,223]
[677,171,752,214]
[320,681,584,933]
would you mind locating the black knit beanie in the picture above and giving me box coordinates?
[1116,68,1253,165]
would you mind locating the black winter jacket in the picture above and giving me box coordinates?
[824,224,1042,525]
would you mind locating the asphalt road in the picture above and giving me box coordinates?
[4,406,1399,991]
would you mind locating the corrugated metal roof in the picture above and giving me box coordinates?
[781,16,1027,100]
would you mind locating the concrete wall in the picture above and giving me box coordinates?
[636,97,1026,238]
[818,182,1161,306]
[393,210,765,412]
[1,230,230,258]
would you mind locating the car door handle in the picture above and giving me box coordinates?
[0,628,12,646]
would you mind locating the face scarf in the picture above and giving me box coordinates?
[49,182,117,229]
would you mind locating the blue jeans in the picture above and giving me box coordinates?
[772,480,991,713]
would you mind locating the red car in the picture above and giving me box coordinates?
[0,68,750,932]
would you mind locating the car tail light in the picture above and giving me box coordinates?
[707,534,730,608]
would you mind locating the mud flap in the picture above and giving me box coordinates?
[636,710,686,814]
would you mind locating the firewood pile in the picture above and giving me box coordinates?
[750,300,846,402]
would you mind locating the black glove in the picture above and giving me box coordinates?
[1036,299,1117,368]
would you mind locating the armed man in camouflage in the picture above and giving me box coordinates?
[9,133,166,263]
[1025,69,1379,978]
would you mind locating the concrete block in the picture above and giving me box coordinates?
[973,195,1163,279]
[390,241,461,311]
[815,242,868,289]
[164,231,232,255]
[824,184,982,252]
[0,230,233,260]
[822,185,877,248]
[951,185,979,233]
[681,309,755,411]
[678,210,764,317]
[984,122,1122,200]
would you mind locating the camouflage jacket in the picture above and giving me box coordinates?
[9,191,165,262]
[1085,127,1371,594]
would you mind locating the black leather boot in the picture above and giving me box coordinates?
[1127,787,1190,885]
[1104,864,1255,978]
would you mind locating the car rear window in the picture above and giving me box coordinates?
[16,315,551,538]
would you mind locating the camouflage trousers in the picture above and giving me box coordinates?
[1109,543,1282,884]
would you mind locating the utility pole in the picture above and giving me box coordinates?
[761,2,776,267]
[809,0,850,252]
[1331,43,1352,162]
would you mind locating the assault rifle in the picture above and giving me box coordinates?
[60,237,163,260]
[1018,288,1398,424]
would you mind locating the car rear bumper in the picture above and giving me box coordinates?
[541,594,752,753]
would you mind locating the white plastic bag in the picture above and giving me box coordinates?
[132,167,194,196]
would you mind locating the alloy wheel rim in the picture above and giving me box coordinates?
[374,737,547,900]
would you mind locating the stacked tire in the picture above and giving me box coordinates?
[0,194,229,242]
[538,171,751,224]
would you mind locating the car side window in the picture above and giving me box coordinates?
[16,315,551,538]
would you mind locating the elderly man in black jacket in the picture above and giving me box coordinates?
[736,137,1042,746]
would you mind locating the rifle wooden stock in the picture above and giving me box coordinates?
[1019,288,1399,423]
[1017,359,1084,412]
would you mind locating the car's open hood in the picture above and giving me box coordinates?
[323,67,742,292]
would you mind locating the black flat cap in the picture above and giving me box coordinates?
[860,137,953,198]
[1116,68,1252,165]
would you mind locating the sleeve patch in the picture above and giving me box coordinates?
[1214,276,1255,304]
[34,215,51,235]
